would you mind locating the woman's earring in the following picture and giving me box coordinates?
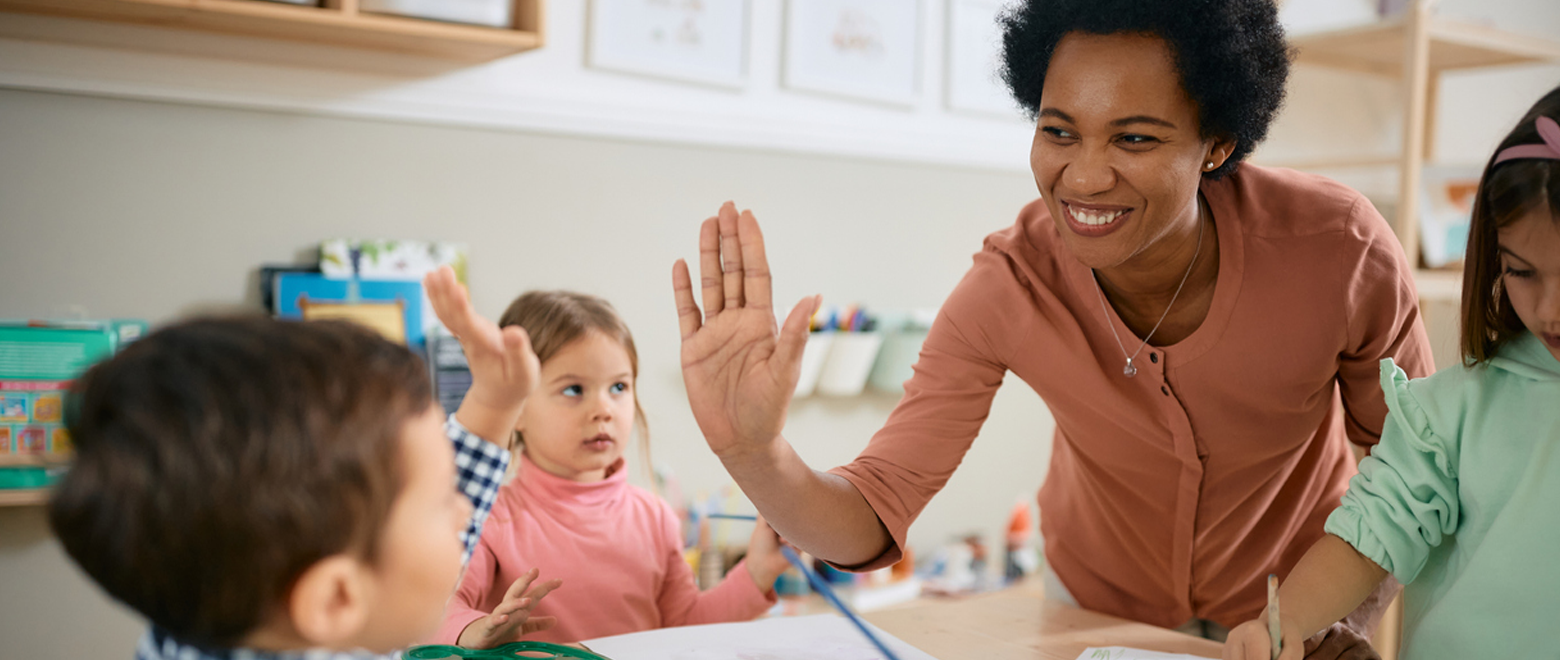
[1205,161,1215,170]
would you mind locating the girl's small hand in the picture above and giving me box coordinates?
[425,265,542,446]
[743,516,792,595]
[1223,617,1304,660]
[455,568,562,649]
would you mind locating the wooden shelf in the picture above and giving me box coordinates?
[1277,2,1560,272]
[0,454,69,468]
[0,0,544,61]
[1414,268,1463,302]
[1291,14,1560,77]
[0,489,49,507]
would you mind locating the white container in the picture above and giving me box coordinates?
[867,329,928,395]
[360,0,513,27]
[816,333,884,397]
[794,332,835,397]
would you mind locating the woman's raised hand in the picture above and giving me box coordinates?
[672,202,820,459]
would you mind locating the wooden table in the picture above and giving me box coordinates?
[863,587,1224,660]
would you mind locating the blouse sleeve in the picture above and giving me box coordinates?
[1324,359,1461,584]
[1335,197,1435,449]
[827,246,1021,570]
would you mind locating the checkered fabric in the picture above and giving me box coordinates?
[133,414,510,660]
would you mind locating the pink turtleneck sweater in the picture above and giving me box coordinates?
[434,455,776,645]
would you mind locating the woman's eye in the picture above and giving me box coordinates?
[562,385,582,396]
[610,382,628,394]
[1118,134,1159,146]
[1041,126,1075,141]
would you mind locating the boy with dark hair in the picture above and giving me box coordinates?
[49,267,559,659]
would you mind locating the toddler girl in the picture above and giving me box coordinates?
[436,290,789,647]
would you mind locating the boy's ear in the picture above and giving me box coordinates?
[288,554,373,647]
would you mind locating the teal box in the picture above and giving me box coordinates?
[0,321,147,380]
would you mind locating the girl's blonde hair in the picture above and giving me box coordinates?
[1461,85,1560,364]
[498,291,650,463]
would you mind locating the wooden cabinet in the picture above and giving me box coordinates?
[0,0,544,61]
[1274,0,1560,301]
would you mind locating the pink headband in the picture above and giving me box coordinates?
[1494,115,1560,165]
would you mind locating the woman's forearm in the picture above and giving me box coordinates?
[1280,534,1391,639]
[718,436,893,567]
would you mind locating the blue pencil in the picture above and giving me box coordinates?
[779,546,904,660]
[705,513,757,521]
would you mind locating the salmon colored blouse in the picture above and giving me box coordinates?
[830,165,1433,628]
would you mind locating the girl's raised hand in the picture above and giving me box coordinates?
[425,265,541,446]
[671,202,820,459]
[455,568,562,649]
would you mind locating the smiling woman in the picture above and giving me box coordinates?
[669,0,1434,657]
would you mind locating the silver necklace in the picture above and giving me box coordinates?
[1091,215,1205,378]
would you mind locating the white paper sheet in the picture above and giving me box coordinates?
[582,613,940,660]
[1075,647,1217,660]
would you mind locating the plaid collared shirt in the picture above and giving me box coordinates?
[133,414,510,660]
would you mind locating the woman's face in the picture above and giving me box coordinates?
[1030,32,1228,270]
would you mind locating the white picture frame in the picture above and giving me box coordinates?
[946,0,1021,118]
[587,0,750,89]
[783,0,922,107]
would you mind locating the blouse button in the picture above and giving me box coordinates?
[1150,353,1158,363]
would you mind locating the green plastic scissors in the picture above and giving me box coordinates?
[402,642,611,660]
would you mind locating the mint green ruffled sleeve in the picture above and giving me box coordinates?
[1323,358,1461,585]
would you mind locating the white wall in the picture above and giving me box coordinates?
[1,0,1557,657]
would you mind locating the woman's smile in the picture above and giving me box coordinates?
[1062,200,1134,237]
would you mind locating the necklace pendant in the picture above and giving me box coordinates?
[1123,358,1137,378]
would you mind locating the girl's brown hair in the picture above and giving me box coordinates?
[498,291,650,460]
[1461,85,1560,364]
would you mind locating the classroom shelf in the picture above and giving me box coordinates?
[0,489,49,507]
[0,454,68,468]
[1413,267,1463,302]
[1267,1,1560,306]
[1289,13,1560,77]
[0,0,544,61]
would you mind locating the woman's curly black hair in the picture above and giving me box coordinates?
[1000,0,1292,179]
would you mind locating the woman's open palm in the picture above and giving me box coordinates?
[672,202,819,457]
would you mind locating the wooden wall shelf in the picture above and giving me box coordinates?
[1291,14,1560,77]
[1272,1,1560,304]
[0,489,49,507]
[0,0,544,61]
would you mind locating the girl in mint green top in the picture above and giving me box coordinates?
[1224,85,1560,660]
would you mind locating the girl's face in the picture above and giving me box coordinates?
[516,331,637,482]
[1498,204,1560,362]
[1030,32,1227,270]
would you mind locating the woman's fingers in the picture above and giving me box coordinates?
[698,215,724,319]
[719,203,745,310]
[737,209,772,311]
[773,295,821,378]
[672,259,703,339]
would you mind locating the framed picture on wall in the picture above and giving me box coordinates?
[945,0,1021,118]
[587,0,750,89]
[783,0,921,107]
